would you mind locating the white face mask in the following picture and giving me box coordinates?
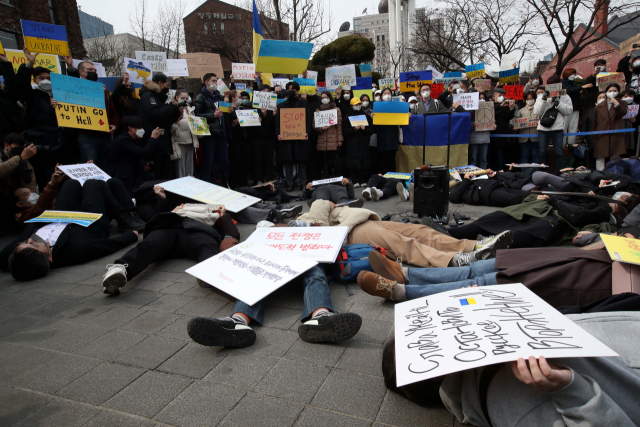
[208,83,217,90]
[537,93,544,98]
[607,91,618,99]
[374,96,381,101]
[383,95,392,101]
[623,97,634,103]
[532,79,539,86]
[526,99,535,106]
[353,105,361,111]
[343,94,351,100]
[568,75,576,81]
[321,98,330,104]
[27,192,39,204]
[421,91,430,98]
[597,98,605,104]
[187,97,192,103]
[38,80,52,91]
[410,103,417,110]
[362,101,369,107]
[479,99,485,103]
[634,61,640,67]
[596,66,606,73]
[457,88,465,94]
[135,129,145,138]
[496,96,504,103]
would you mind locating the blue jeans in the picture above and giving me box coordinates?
[468,144,489,169]
[78,133,111,169]
[520,139,540,164]
[200,136,229,184]
[537,130,564,168]
[404,259,499,300]
[233,264,334,325]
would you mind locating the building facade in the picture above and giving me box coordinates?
[77,7,113,40]
[0,0,86,57]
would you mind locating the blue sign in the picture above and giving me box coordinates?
[499,68,520,78]
[444,71,462,78]
[235,83,247,90]
[51,73,106,109]
[293,77,315,87]
[356,76,373,88]
[465,63,484,72]
[399,70,432,83]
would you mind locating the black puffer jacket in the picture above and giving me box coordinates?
[138,81,181,154]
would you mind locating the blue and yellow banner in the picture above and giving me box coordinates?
[399,71,432,92]
[465,63,485,79]
[499,67,520,84]
[25,211,102,227]
[360,63,372,77]
[51,74,106,110]
[218,101,231,113]
[293,77,316,95]
[255,40,314,74]
[21,19,69,56]
[252,0,263,65]
[373,101,410,125]
[444,71,462,78]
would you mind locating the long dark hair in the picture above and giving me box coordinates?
[115,76,133,108]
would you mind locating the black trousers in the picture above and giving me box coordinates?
[378,150,397,174]
[252,138,274,182]
[486,187,531,208]
[115,228,220,280]
[366,175,403,199]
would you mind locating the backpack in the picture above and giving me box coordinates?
[332,244,388,282]
[539,104,558,128]
[547,196,610,227]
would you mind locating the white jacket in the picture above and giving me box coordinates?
[533,94,573,132]
[171,107,200,148]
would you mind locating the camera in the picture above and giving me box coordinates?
[633,43,640,49]
[177,100,189,107]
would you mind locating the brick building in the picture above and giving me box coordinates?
[183,0,288,77]
[0,0,86,57]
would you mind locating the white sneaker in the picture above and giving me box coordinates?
[353,183,360,188]
[360,183,367,187]
[371,187,384,201]
[103,264,128,296]
[396,182,409,202]
[362,188,372,200]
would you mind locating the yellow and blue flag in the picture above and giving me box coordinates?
[373,101,410,126]
[459,298,477,306]
[256,40,314,75]
[218,101,231,113]
[252,0,263,65]
[360,64,372,77]
[21,19,69,56]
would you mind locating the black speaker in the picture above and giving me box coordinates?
[413,165,449,217]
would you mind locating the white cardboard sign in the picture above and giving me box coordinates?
[314,109,338,127]
[623,104,639,119]
[135,51,167,73]
[232,63,256,80]
[298,70,318,82]
[326,64,357,90]
[160,176,260,213]
[394,283,618,387]
[426,65,443,80]
[124,57,153,84]
[271,78,290,89]
[216,78,229,93]
[311,176,343,186]
[186,244,317,306]
[59,164,110,186]
[252,91,278,110]
[245,226,349,263]
[452,92,479,110]
[166,59,189,77]
[236,109,261,127]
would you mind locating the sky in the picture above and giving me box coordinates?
[76,0,551,72]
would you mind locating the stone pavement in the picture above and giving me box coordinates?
[0,188,498,427]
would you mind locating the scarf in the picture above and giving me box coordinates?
[200,86,219,107]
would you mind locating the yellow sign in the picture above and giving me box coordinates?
[55,102,110,132]
[352,89,373,101]
[298,85,315,95]
[5,49,60,74]
[372,113,410,126]
[25,210,102,227]
[601,234,640,265]
[261,72,274,86]
[0,41,4,55]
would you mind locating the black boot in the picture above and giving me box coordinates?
[116,212,145,232]
[129,211,147,228]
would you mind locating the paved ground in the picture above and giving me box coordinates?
[0,188,499,427]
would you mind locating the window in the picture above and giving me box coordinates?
[212,22,217,34]
[377,35,380,41]
[49,0,57,24]
[354,18,361,32]
[382,35,385,41]
[221,22,225,34]
[204,23,208,34]
[382,48,386,56]
[364,28,368,33]
[0,30,18,50]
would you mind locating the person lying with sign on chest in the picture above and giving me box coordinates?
[303,177,363,207]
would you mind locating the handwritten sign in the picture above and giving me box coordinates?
[601,234,640,265]
[59,164,110,185]
[394,283,618,387]
[25,211,102,227]
[51,74,105,110]
[280,108,306,140]
[252,91,278,110]
[5,48,60,74]
[55,102,110,132]
[430,83,444,100]
[620,34,640,55]
[298,70,318,82]
[474,101,495,131]
[21,19,69,56]
[312,177,343,186]
[597,72,626,89]
[434,78,457,85]
[271,78,290,89]
[165,59,189,77]
[294,77,316,95]
[452,92,479,110]
[160,176,260,212]
[383,172,412,179]
[379,78,396,90]
[348,115,368,127]
[624,104,640,119]
[216,78,229,93]
[186,244,317,306]
[474,79,491,92]
[124,57,152,84]
[444,71,462,78]
[499,67,520,84]
[426,65,443,80]
[180,52,224,80]
[188,116,211,136]
[232,63,256,80]
[399,70,432,92]
[314,109,338,127]
[504,85,524,100]
[545,83,566,97]
[236,109,261,127]
[135,51,167,73]
[326,64,357,90]
[245,226,349,263]
[464,63,485,79]
[513,117,539,129]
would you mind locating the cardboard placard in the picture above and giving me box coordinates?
[383,172,412,179]
[186,244,318,306]
[379,78,396,90]
[444,71,462,78]
[51,74,105,110]
[452,92,479,110]
[160,176,260,212]
[426,65,443,80]
[620,33,640,55]
[314,109,338,127]
[188,116,211,136]
[602,234,640,265]
[59,164,110,185]
[135,51,167,73]
[505,85,524,100]
[429,83,444,100]
[311,177,343,186]
[25,211,102,227]
[326,64,357,90]
[464,62,485,79]
[474,79,492,92]
[280,108,306,140]
[513,117,539,129]
[499,67,520,84]
[124,57,152,84]
[399,70,432,92]
[5,48,60,74]
[394,283,618,387]
[180,52,224,81]
[55,102,110,132]
[474,101,495,131]
[236,109,261,126]
[348,115,368,127]
[232,63,256,80]
[597,73,626,89]
[21,19,70,56]
[624,104,640,119]
[166,59,189,77]
[252,91,278,110]
[271,78,290,89]
[545,83,566,97]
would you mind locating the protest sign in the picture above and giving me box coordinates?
[6,48,60,74]
[26,211,102,227]
[499,67,520,84]
[505,85,524,100]
[597,72,626,89]
[218,101,231,113]
[359,64,372,77]
[216,78,229,93]
[55,102,110,132]
[379,78,396,90]
[166,59,189,77]
[601,234,640,265]
[464,63,484,79]
[434,77,457,85]
[271,78,290,89]
[294,77,316,95]
[160,176,260,212]
[444,71,462,78]
[180,52,224,80]
[188,116,210,136]
[394,283,618,387]
[234,83,247,90]
[312,177,343,186]
[326,64,357,89]
[474,101,495,131]
[246,226,349,263]
[399,71,432,92]
[430,83,444,100]
[474,79,491,92]
[373,101,410,125]
[500,53,519,71]
[426,65,443,80]
[231,63,256,80]
[452,92,479,110]
[71,59,106,78]
[298,70,318,82]
[186,244,317,306]
[21,19,69,56]
[513,117,539,129]
[236,109,261,126]
[348,115,368,127]
[314,109,338,127]
[124,58,152,84]
[252,91,278,110]
[384,172,412,179]
[280,108,306,140]
[545,83,566,97]
[51,74,105,110]
[620,33,640,55]
[59,164,111,185]
[0,41,4,55]
[135,51,167,73]
[624,104,640,119]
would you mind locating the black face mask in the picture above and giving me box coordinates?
[162,87,170,94]
[10,146,23,157]
[287,90,297,100]
[86,71,99,81]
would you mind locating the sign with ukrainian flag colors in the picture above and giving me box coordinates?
[21,20,69,56]
[394,283,618,387]
[26,211,102,227]
[360,63,372,77]
[499,67,520,84]
[373,101,410,125]
[383,172,412,179]
[255,40,314,75]
[5,48,60,74]
[51,74,106,110]
[399,70,432,92]
[218,102,231,113]
[293,77,316,95]
[464,63,485,79]
[601,234,640,265]
[55,102,110,132]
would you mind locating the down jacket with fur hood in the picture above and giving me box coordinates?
[138,80,181,152]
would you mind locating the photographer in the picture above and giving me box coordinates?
[0,133,37,233]
[533,77,573,168]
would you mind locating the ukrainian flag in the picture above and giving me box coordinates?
[256,40,314,75]
[218,101,231,113]
[373,101,410,125]
[21,19,69,56]
[252,0,263,65]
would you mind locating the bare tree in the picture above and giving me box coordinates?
[129,0,149,51]
[152,0,187,57]
[84,34,131,76]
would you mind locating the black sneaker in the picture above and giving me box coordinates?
[187,317,256,348]
[117,212,145,232]
[419,217,451,236]
[129,211,147,228]
[267,208,284,224]
[277,205,303,219]
[298,312,362,343]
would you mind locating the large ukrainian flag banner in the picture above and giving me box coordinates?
[396,114,471,171]
[256,40,314,74]
[252,0,263,64]
[21,20,69,56]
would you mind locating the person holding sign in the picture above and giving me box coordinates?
[469,93,492,168]
[313,91,343,179]
[533,76,573,167]
[490,87,516,168]
[616,50,640,97]
[437,79,470,109]
[276,85,311,192]
[593,83,628,169]
[374,88,402,173]
[515,92,540,163]
[343,98,373,186]
[621,89,638,151]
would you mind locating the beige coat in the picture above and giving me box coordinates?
[297,200,380,232]
[515,105,539,143]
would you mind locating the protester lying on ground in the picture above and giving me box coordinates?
[236,182,292,205]
[572,225,640,247]
[605,157,640,181]
[297,200,512,268]
[0,179,142,281]
[303,177,363,207]
[14,166,64,226]
[381,311,640,427]
[449,169,535,207]
[362,174,412,202]
[101,203,239,295]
